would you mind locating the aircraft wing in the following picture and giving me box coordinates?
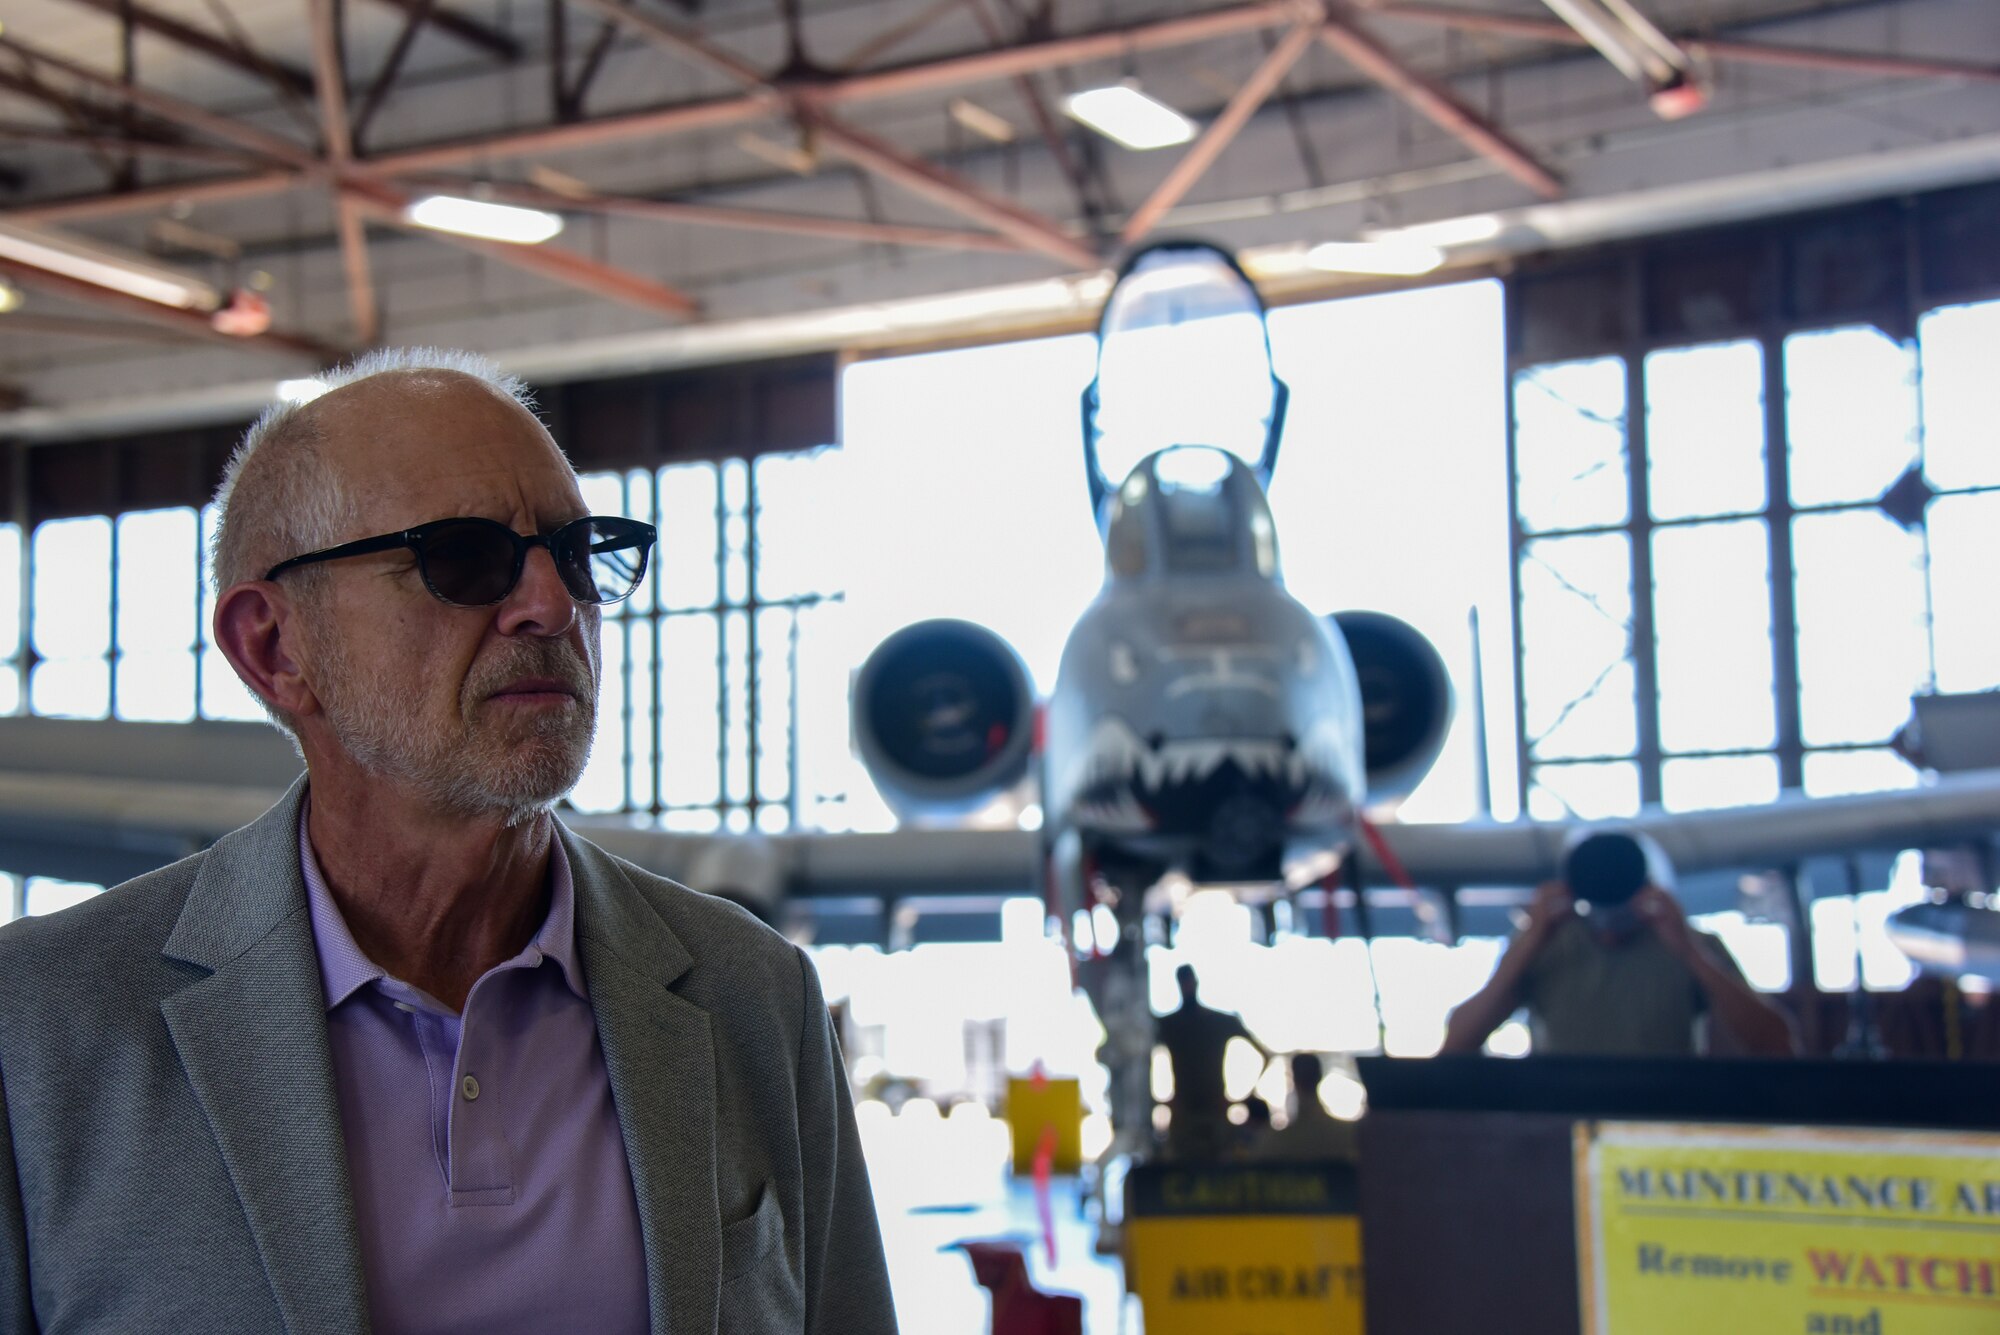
[3,718,1997,944]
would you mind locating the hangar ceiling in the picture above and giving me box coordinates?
[0,0,1994,432]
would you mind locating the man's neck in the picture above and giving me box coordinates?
[304,778,556,1012]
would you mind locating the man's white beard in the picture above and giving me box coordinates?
[313,631,599,826]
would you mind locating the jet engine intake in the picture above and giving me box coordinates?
[1330,610,1454,801]
[852,619,1037,823]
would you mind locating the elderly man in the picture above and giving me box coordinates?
[0,350,897,1334]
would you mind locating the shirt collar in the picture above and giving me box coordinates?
[299,797,587,1011]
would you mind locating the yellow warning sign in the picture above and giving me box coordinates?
[1578,1121,2000,1335]
[1125,1163,1364,1335]
[1005,1075,1082,1175]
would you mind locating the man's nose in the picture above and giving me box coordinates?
[494,544,577,637]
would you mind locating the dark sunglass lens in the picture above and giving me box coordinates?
[419,521,518,605]
[556,519,649,604]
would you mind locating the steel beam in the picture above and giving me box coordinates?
[400,174,1024,251]
[1122,21,1317,246]
[307,0,379,345]
[562,0,1096,267]
[4,170,300,224]
[1365,2,2000,84]
[345,192,702,319]
[365,0,521,63]
[0,254,336,358]
[1318,9,1563,200]
[0,121,264,168]
[807,117,1096,267]
[63,0,316,97]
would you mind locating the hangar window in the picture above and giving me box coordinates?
[566,449,845,834]
[1510,204,2000,836]
[0,524,18,716]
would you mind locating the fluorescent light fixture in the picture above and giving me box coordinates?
[0,283,20,314]
[1365,213,1506,248]
[403,195,564,245]
[276,378,329,404]
[1063,84,1196,151]
[0,221,219,309]
[1304,240,1447,276]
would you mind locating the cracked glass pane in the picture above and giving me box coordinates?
[1526,760,1640,820]
[1513,358,1628,534]
[1519,532,1635,761]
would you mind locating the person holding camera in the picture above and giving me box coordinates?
[1439,833,1796,1058]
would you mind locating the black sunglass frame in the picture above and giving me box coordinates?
[264,514,658,608]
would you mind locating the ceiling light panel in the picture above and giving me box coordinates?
[1063,84,1197,151]
[403,195,565,245]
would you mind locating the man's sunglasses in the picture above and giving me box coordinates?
[265,515,657,608]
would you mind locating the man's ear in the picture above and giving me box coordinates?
[212,581,320,719]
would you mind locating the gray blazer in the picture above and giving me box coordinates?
[0,783,898,1334]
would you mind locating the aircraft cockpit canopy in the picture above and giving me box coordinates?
[1105,446,1281,582]
[1084,243,1288,510]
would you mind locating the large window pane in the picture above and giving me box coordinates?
[30,659,108,718]
[755,605,794,808]
[1661,754,1778,813]
[570,620,627,814]
[1803,748,1917,798]
[1646,341,1765,521]
[115,507,200,722]
[1785,326,1918,509]
[660,614,721,809]
[1928,492,2000,694]
[1792,510,1927,746]
[31,517,110,660]
[1513,358,1627,534]
[116,652,196,724]
[1652,519,1775,753]
[656,464,719,612]
[115,508,198,651]
[1526,760,1640,820]
[25,876,101,916]
[1919,298,2000,491]
[722,608,751,807]
[721,461,750,608]
[0,523,19,661]
[201,648,266,721]
[1519,533,1635,761]
[625,617,656,813]
[756,448,843,602]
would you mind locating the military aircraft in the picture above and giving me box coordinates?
[2,243,1998,1020]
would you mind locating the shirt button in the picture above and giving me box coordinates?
[461,1075,481,1102]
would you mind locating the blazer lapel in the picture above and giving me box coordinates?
[160,780,371,1335]
[566,829,720,1335]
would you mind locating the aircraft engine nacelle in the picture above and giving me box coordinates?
[1330,610,1454,802]
[852,619,1037,824]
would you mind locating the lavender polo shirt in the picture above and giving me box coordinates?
[301,812,650,1334]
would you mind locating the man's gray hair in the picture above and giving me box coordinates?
[207,346,534,595]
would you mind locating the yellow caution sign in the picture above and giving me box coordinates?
[1578,1121,2000,1335]
[1005,1074,1082,1176]
[1125,1162,1364,1335]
